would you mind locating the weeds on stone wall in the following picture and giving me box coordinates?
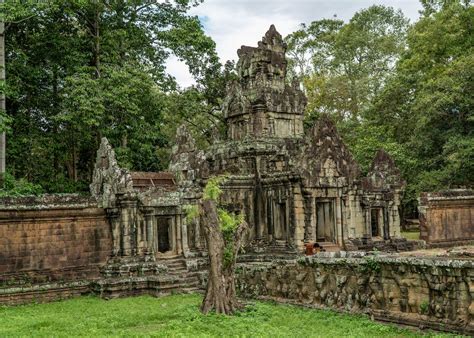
[419,301,429,315]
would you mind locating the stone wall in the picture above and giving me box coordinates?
[419,190,474,245]
[0,194,112,301]
[236,253,474,335]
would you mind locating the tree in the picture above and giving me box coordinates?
[367,0,473,214]
[0,0,5,186]
[188,176,248,314]
[286,6,409,125]
[4,0,222,192]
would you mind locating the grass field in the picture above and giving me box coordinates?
[0,294,454,337]
[402,230,421,240]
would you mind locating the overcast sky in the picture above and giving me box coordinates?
[166,0,423,87]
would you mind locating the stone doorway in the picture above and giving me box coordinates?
[316,200,335,242]
[157,217,171,253]
[371,208,382,237]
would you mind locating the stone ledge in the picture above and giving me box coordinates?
[0,194,98,210]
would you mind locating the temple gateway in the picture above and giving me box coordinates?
[91,25,408,259]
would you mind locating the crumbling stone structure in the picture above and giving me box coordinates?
[169,25,406,254]
[236,253,474,335]
[88,26,408,260]
[419,190,474,246]
[0,26,472,334]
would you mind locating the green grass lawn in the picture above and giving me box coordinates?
[402,230,421,240]
[0,294,452,337]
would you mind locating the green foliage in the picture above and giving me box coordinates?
[5,0,225,192]
[288,5,408,123]
[201,176,244,267]
[419,301,430,315]
[287,1,473,216]
[370,0,474,212]
[0,172,43,197]
[203,175,227,201]
[218,209,243,234]
[184,204,199,223]
[361,255,381,273]
[0,294,437,337]
[218,209,244,267]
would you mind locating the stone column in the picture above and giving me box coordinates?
[365,208,371,236]
[118,197,138,256]
[179,213,189,257]
[107,208,121,256]
[311,195,317,242]
[175,215,183,255]
[292,185,305,250]
[170,216,176,253]
[335,193,343,246]
[143,208,155,255]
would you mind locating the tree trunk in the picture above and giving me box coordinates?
[0,0,6,186]
[199,199,248,315]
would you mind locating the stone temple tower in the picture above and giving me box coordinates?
[223,25,307,140]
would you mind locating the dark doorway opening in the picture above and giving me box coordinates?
[316,200,335,242]
[371,209,380,237]
[157,218,170,253]
[273,202,286,240]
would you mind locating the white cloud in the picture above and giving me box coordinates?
[166,0,423,88]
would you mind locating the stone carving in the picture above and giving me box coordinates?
[90,137,134,208]
[223,25,306,140]
[187,25,406,252]
[89,25,407,259]
[236,255,474,335]
[363,149,405,190]
[299,115,361,187]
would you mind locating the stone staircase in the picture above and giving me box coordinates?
[316,241,341,252]
[91,255,204,299]
[156,256,202,294]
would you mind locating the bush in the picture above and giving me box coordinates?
[0,172,43,197]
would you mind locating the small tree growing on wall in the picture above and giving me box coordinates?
[187,176,248,314]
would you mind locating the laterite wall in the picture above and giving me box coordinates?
[0,195,112,288]
[419,190,474,244]
[236,254,474,335]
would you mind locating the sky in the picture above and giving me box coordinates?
[166,0,424,87]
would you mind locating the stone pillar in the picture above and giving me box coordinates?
[194,218,202,250]
[311,195,317,242]
[292,185,305,250]
[143,208,155,254]
[365,208,371,236]
[335,193,343,246]
[175,215,183,255]
[118,196,138,256]
[107,208,121,256]
[179,213,189,257]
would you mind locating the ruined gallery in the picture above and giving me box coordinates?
[91,25,407,259]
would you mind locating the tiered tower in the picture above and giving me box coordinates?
[223,25,307,140]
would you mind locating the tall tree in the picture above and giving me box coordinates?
[371,0,473,207]
[5,0,222,192]
[189,176,248,315]
[0,0,5,186]
[286,6,409,125]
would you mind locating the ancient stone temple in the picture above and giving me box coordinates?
[88,25,407,260]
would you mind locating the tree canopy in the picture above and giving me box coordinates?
[285,1,473,215]
[2,0,473,217]
[4,0,225,192]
